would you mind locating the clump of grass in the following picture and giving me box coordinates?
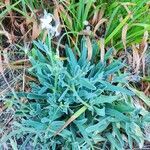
[55,0,150,50]
[1,37,149,149]
[1,0,149,52]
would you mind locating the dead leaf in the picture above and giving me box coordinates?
[54,8,60,23]
[32,21,40,40]
[93,18,107,35]
[54,8,61,35]
[132,44,140,73]
[98,7,105,21]
[100,38,105,63]
[144,83,150,95]
[139,31,148,52]
[20,23,26,35]
[139,31,148,76]
[142,55,146,77]
[92,10,99,25]
[122,24,128,51]
[85,36,92,60]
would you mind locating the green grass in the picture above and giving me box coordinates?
[55,0,150,50]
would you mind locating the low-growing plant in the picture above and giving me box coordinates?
[1,37,150,150]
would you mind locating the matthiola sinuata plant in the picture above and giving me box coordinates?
[1,37,150,150]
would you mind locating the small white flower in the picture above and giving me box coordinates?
[40,10,53,29]
[49,22,60,37]
[83,20,89,26]
[40,10,60,37]
[86,26,91,31]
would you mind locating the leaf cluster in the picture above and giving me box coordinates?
[1,38,150,149]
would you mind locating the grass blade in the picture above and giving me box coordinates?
[105,14,131,44]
